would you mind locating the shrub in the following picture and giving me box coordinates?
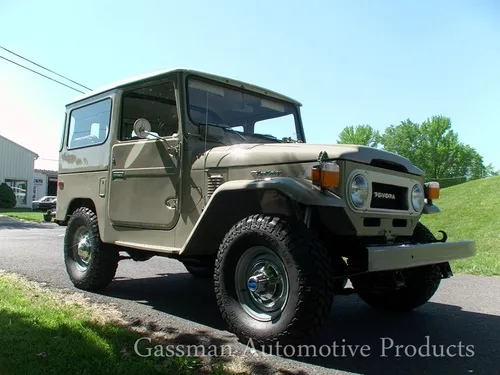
[0,183,16,208]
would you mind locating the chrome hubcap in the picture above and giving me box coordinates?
[235,246,289,321]
[74,227,92,270]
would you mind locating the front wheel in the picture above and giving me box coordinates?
[214,214,334,346]
[64,207,119,291]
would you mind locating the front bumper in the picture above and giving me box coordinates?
[367,240,476,272]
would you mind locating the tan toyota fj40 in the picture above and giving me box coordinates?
[56,69,475,345]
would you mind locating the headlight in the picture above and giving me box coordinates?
[411,184,424,211]
[350,174,369,208]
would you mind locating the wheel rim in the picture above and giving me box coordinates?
[234,246,289,322]
[73,226,92,271]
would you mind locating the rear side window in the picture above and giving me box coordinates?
[67,99,112,149]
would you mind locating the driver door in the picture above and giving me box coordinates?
[108,79,181,232]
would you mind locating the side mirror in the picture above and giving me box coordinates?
[133,118,154,138]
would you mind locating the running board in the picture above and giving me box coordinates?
[114,241,181,254]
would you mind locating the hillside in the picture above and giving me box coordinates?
[420,176,500,276]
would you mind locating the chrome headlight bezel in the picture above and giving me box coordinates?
[350,174,369,208]
[411,184,425,211]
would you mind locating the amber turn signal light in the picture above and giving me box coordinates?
[425,181,440,200]
[311,162,340,189]
[311,167,321,184]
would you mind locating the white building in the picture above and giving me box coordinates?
[34,169,59,200]
[0,135,39,208]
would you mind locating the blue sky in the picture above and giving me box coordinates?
[1,0,499,172]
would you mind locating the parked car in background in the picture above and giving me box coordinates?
[33,196,57,210]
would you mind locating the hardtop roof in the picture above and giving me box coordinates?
[67,68,302,107]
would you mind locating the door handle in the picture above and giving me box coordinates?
[112,171,125,180]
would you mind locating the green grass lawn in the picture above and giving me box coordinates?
[421,176,500,276]
[0,208,49,223]
[0,272,241,375]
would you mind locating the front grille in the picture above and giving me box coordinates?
[370,182,408,210]
[207,175,224,199]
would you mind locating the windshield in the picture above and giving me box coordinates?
[187,78,301,143]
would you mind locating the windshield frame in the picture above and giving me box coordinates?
[184,74,305,143]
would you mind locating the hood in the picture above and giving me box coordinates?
[193,143,424,176]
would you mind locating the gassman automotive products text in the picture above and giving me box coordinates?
[134,336,475,358]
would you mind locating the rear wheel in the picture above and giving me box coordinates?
[352,264,442,311]
[351,223,442,311]
[64,207,119,291]
[214,214,334,346]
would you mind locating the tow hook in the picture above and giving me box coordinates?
[433,230,448,243]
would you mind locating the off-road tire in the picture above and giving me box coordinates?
[351,222,442,311]
[214,214,335,346]
[64,207,119,291]
[412,221,438,243]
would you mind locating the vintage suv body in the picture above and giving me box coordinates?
[56,68,475,345]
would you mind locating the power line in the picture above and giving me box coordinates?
[0,46,92,91]
[0,55,86,94]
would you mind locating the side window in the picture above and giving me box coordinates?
[120,81,178,141]
[67,99,112,149]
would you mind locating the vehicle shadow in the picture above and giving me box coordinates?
[101,273,314,374]
[103,273,499,375]
[304,299,495,374]
[0,216,57,230]
[105,273,226,329]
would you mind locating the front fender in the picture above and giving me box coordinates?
[179,177,344,256]
[211,177,345,207]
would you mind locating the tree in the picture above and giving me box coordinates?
[450,144,484,180]
[379,119,425,167]
[379,115,486,187]
[337,125,380,148]
[0,183,16,209]
[485,163,500,177]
